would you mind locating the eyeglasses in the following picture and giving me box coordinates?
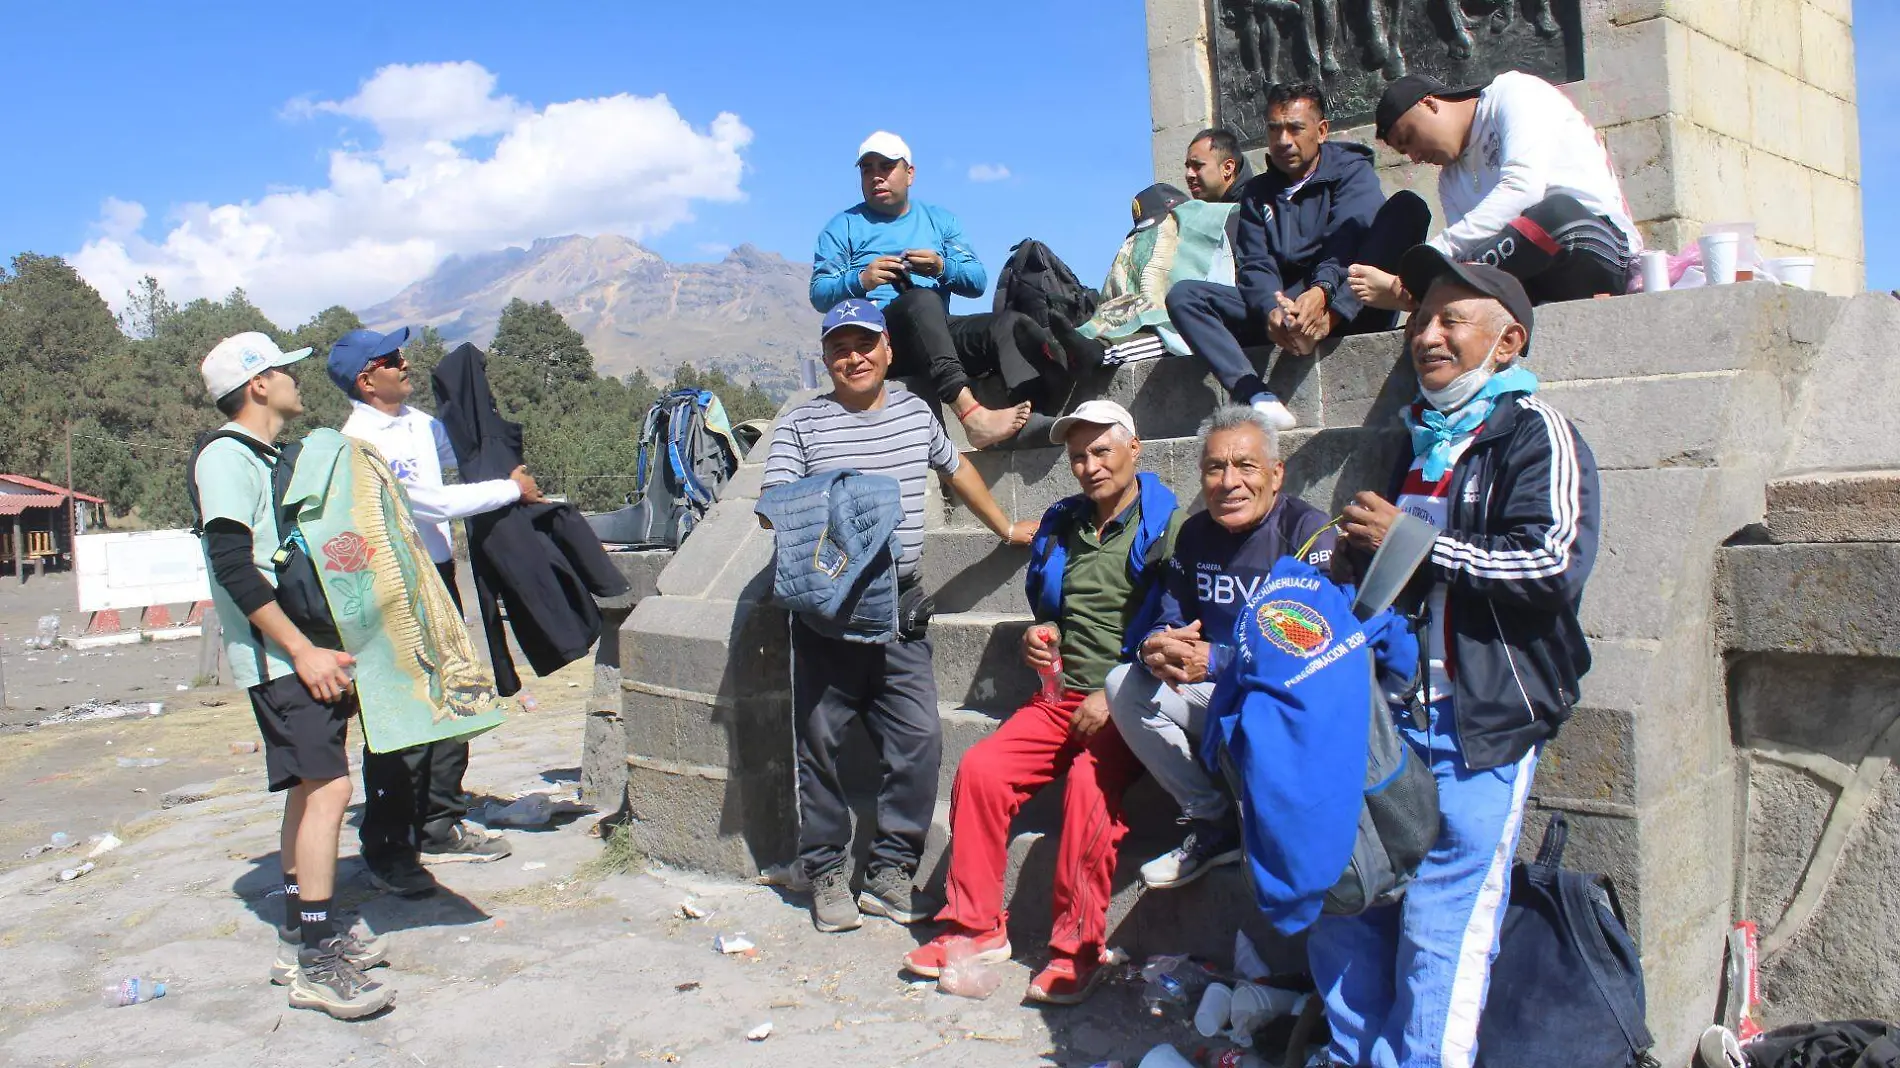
[367,354,407,372]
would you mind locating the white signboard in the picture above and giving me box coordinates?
[75,530,211,612]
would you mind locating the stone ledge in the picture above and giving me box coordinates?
[1763,470,1900,543]
[1716,542,1900,657]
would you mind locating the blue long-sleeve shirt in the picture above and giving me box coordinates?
[809,201,987,311]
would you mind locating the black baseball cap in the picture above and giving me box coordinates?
[1129,183,1190,236]
[1375,74,1483,141]
[1399,246,1535,354]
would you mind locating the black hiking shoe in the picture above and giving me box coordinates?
[365,853,439,899]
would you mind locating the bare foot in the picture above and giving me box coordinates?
[963,402,1031,449]
[1349,265,1410,312]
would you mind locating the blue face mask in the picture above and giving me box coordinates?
[1420,329,1505,413]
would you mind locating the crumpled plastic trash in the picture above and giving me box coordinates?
[745,1021,772,1041]
[1233,930,1270,982]
[713,933,756,955]
[472,792,589,828]
[754,861,810,893]
[86,833,122,860]
[936,936,1006,1000]
[57,861,96,882]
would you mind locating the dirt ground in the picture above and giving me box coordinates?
[0,576,1213,1068]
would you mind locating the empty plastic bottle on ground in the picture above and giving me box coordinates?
[102,978,166,1007]
[1139,955,1213,1017]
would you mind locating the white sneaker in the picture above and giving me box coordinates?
[1248,393,1297,431]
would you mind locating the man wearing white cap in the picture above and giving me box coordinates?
[188,332,392,1020]
[901,399,1184,1005]
[811,131,1078,450]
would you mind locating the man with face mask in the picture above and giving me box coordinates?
[1166,84,1429,432]
[1349,72,1640,313]
[1316,247,1601,1068]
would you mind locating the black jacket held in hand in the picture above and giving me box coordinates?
[431,343,630,696]
[1352,391,1601,771]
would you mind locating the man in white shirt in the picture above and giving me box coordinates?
[1348,72,1640,312]
[327,327,544,896]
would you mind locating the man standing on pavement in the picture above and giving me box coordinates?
[1349,71,1639,311]
[1107,404,1334,891]
[762,299,1033,934]
[190,332,392,1019]
[811,132,1082,449]
[902,400,1184,1006]
[1167,84,1430,432]
[327,327,544,898]
[1312,249,1600,1067]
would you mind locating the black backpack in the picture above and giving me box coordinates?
[186,430,341,652]
[993,239,1099,328]
[1476,814,1658,1068]
[586,389,748,550]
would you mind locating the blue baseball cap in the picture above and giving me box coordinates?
[820,299,885,340]
[326,326,414,397]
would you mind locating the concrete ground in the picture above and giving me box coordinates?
[0,652,1226,1068]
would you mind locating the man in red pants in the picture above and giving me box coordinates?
[902,399,1183,1004]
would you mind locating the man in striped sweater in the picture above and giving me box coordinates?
[763,298,1034,935]
[1318,248,1600,1068]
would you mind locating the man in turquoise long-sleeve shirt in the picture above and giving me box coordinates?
[811,131,1084,449]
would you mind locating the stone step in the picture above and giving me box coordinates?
[921,530,1031,614]
[929,610,1038,714]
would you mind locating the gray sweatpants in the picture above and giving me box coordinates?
[1104,662,1228,821]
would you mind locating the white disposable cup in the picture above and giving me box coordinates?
[1195,982,1235,1037]
[1139,1044,1197,1068]
[1767,256,1815,289]
[1699,233,1740,284]
[1639,250,1671,293]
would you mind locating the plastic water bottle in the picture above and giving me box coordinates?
[1035,627,1063,702]
[102,977,167,1007]
[1139,954,1212,1017]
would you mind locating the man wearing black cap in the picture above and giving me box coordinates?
[1166,84,1429,432]
[1350,71,1640,312]
[1313,247,1601,1068]
[330,327,546,897]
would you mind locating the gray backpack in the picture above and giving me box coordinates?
[1323,512,1443,916]
[587,389,754,549]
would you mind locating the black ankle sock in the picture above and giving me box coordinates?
[300,897,335,949]
[1231,373,1269,404]
[283,880,302,932]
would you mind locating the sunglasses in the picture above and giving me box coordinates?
[366,354,408,372]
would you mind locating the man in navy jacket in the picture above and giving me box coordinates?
[1166,83,1429,431]
[1314,249,1600,1068]
[1106,403,1334,891]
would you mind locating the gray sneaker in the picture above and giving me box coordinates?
[272,919,390,985]
[1140,817,1245,890]
[857,867,930,925]
[420,821,512,865]
[288,938,393,1019]
[809,866,862,933]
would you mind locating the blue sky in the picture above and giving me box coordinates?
[0,2,1890,328]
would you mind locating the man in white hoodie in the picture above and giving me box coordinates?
[327,327,544,897]
[1348,72,1640,311]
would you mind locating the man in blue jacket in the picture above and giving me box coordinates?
[1106,404,1335,891]
[1165,83,1430,431]
[1314,249,1600,1068]
[811,131,1079,450]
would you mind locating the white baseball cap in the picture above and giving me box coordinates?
[201,331,312,402]
[856,131,912,164]
[1050,399,1139,444]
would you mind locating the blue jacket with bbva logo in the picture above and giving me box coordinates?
[1203,556,1417,934]
[1149,493,1335,649]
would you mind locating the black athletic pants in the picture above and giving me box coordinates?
[789,615,942,880]
[1167,189,1432,402]
[1462,193,1635,304]
[881,288,1069,412]
[359,560,473,863]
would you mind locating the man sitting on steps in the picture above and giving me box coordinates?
[1107,403,1335,892]
[902,399,1183,1006]
[1348,71,1641,312]
[1167,84,1430,433]
[811,131,1088,449]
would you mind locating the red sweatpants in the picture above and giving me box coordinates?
[936,690,1146,958]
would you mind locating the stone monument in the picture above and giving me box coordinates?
[1148,0,1864,293]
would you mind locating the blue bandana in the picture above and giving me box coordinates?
[1404,365,1540,480]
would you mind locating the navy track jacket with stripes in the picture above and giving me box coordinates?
[1369,390,1601,771]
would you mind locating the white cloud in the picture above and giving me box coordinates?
[72,62,753,325]
[966,163,1011,183]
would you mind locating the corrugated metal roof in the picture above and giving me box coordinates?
[0,493,66,515]
[0,473,105,503]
